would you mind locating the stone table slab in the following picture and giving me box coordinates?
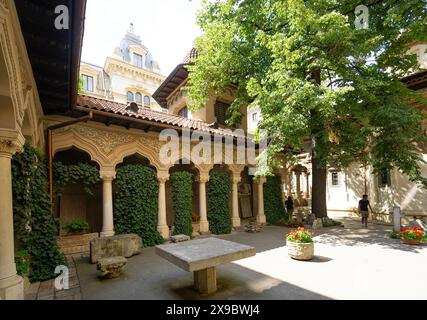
[155,237,256,272]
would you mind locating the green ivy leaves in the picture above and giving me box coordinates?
[12,144,65,282]
[114,165,164,247]
[53,162,101,196]
[207,171,232,234]
[264,175,289,225]
[170,171,193,236]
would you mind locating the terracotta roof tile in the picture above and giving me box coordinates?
[181,48,199,64]
[76,95,246,138]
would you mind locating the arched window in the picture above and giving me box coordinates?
[127,91,134,101]
[144,96,151,106]
[135,92,142,104]
[178,107,188,118]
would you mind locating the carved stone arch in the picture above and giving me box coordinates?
[0,0,26,128]
[166,154,212,174]
[110,140,164,171]
[52,130,109,168]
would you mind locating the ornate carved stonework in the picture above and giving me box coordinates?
[57,125,162,155]
[0,138,23,156]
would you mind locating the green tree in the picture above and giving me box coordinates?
[170,171,193,236]
[186,0,427,217]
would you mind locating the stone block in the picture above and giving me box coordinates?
[97,256,127,279]
[312,219,323,230]
[171,234,191,243]
[90,234,142,264]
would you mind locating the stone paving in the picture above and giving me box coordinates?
[25,255,83,300]
[74,216,427,300]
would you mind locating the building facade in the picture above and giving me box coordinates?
[79,24,166,112]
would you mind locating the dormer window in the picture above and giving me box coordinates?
[127,91,134,101]
[135,92,142,104]
[82,75,93,92]
[214,101,231,126]
[133,53,143,68]
[178,107,188,118]
[144,96,151,106]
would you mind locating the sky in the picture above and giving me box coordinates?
[81,0,203,76]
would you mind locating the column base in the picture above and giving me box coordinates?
[257,215,266,225]
[157,225,170,239]
[232,218,241,228]
[194,267,217,295]
[199,220,210,234]
[100,230,115,238]
[0,275,24,300]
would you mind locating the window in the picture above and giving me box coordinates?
[82,75,93,92]
[127,91,134,101]
[331,171,340,187]
[214,101,231,126]
[178,107,188,118]
[252,112,258,122]
[144,96,151,106]
[135,92,142,104]
[133,53,143,68]
[379,169,391,188]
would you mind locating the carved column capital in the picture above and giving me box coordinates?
[255,176,267,185]
[0,129,25,158]
[157,171,170,183]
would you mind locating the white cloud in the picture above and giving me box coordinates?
[81,0,202,76]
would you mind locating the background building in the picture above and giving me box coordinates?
[80,24,166,112]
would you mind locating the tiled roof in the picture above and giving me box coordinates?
[77,95,246,138]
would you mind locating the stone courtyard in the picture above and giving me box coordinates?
[57,215,426,300]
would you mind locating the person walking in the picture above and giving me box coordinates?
[358,194,373,228]
[285,196,294,218]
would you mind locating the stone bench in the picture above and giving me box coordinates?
[156,238,256,295]
[90,234,142,264]
[97,256,127,279]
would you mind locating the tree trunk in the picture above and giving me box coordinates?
[309,69,328,218]
[311,152,328,218]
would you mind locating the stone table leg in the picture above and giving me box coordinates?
[193,267,217,295]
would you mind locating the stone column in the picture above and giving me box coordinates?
[305,172,310,199]
[232,174,241,228]
[157,171,170,239]
[256,177,267,224]
[198,173,210,234]
[0,131,25,300]
[287,171,293,197]
[100,170,115,237]
[295,171,302,201]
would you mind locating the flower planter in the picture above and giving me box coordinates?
[287,241,314,261]
[401,238,422,245]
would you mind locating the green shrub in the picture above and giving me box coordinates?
[62,220,90,234]
[15,250,30,276]
[207,171,232,234]
[264,175,288,225]
[170,171,193,236]
[12,144,65,282]
[114,165,164,247]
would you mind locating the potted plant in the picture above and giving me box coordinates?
[62,219,90,236]
[286,228,314,261]
[397,227,426,245]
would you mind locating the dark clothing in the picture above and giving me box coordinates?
[285,199,294,210]
[359,199,370,212]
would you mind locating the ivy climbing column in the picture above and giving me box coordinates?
[198,172,210,234]
[232,174,241,228]
[100,170,115,237]
[0,131,24,300]
[256,176,267,225]
[157,170,170,239]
